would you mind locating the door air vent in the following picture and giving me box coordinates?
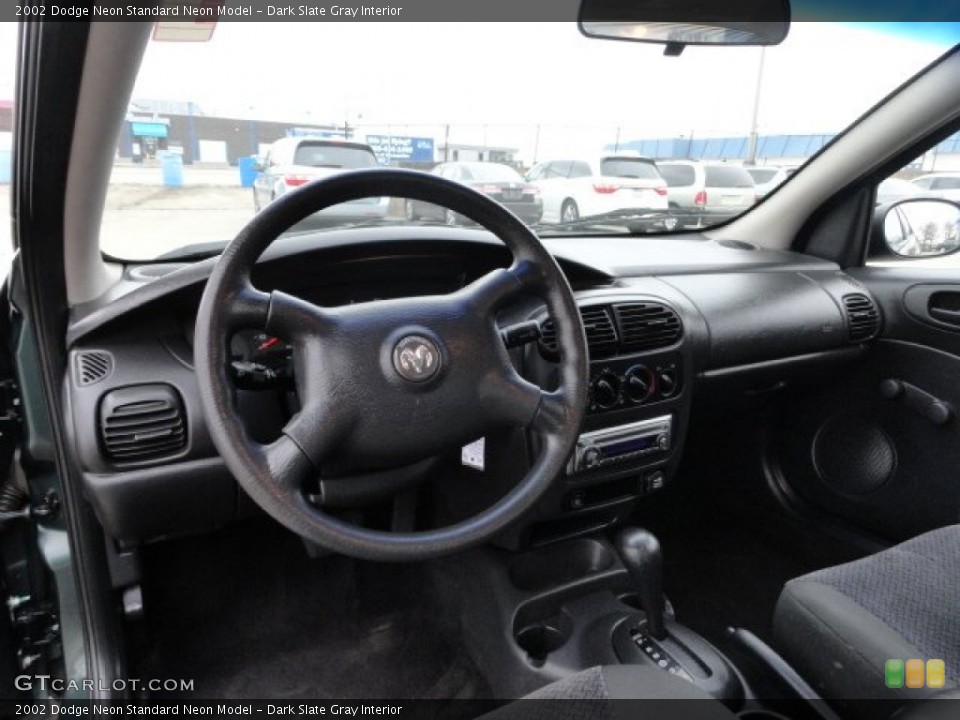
[99,384,187,464]
[539,306,618,357]
[843,294,881,342]
[74,351,114,386]
[614,303,683,351]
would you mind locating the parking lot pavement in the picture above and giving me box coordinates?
[101,185,255,258]
[109,162,242,187]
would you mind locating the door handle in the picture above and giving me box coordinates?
[928,306,960,326]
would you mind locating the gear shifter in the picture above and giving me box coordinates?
[616,527,666,639]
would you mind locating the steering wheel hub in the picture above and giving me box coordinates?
[392,334,441,382]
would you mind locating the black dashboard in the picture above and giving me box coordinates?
[65,227,881,548]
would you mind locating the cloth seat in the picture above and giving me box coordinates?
[481,665,737,720]
[773,524,960,704]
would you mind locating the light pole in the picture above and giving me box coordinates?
[746,47,766,165]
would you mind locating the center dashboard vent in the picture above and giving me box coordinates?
[539,306,618,357]
[539,302,682,357]
[842,293,881,342]
[613,303,683,351]
[99,384,187,464]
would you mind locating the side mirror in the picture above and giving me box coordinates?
[880,199,960,258]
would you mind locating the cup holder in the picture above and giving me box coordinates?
[513,612,572,667]
[617,592,643,611]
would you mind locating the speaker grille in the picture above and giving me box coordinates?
[75,351,113,386]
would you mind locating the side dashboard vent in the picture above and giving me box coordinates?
[843,294,881,342]
[614,303,683,351]
[74,351,114,386]
[99,384,187,464]
[540,306,618,357]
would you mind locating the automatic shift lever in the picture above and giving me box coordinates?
[616,527,666,640]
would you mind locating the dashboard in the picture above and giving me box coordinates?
[65,227,880,548]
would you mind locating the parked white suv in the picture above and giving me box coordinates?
[910,173,960,202]
[253,137,389,223]
[657,160,757,227]
[526,156,671,229]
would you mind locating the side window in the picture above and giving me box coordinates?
[547,161,572,179]
[932,177,960,190]
[526,164,544,182]
[868,159,960,268]
[568,162,591,179]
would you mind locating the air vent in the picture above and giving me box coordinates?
[99,384,187,464]
[614,303,683,351]
[540,306,618,357]
[843,293,881,342]
[74,351,114,387]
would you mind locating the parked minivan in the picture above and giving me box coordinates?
[657,161,757,227]
[526,155,671,229]
[253,137,389,222]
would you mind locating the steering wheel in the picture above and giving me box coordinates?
[195,169,588,561]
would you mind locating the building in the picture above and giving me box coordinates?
[118,99,340,165]
[608,132,960,172]
[436,143,519,165]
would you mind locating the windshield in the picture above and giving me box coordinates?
[746,168,779,184]
[600,158,661,180]
[93,22,956,261]
[293,142,377,169]
[704,166,755,189]
[458,163,524,183]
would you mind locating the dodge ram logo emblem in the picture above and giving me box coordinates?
[393,336,440,382]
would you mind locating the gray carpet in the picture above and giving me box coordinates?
[135,517,491,702]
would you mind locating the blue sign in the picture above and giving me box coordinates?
[366,135,435,164]
[131,121,168,138]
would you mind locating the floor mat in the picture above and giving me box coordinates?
[135,518,491,701]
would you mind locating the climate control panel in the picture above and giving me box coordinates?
[587,355,681,415]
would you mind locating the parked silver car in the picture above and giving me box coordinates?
[745,166,790,199]
[658,161,757,227]
[253,137,389,223]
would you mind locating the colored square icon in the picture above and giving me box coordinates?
[906,659,925,688]
[885,659,904,688]
[926,660,945,689]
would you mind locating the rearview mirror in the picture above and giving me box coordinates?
[579,0,790,48]
[882,199,960,258]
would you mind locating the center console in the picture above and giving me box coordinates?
[499,294,695,549]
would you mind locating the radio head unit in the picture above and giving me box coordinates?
[568,415,672,475]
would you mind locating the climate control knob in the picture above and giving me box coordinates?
[591,373,620,409]
[623,365,655,404]
[658,368,678,398]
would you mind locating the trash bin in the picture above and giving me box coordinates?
[161,153,184,188]
[0,150,11,184]
[238,156,258,188]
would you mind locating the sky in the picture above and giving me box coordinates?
[0,21,957,161]
[124,22,954,160]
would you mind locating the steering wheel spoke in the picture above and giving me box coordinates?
[462,261,546,315]
[264,290,337,342]
[261,433,317,492]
